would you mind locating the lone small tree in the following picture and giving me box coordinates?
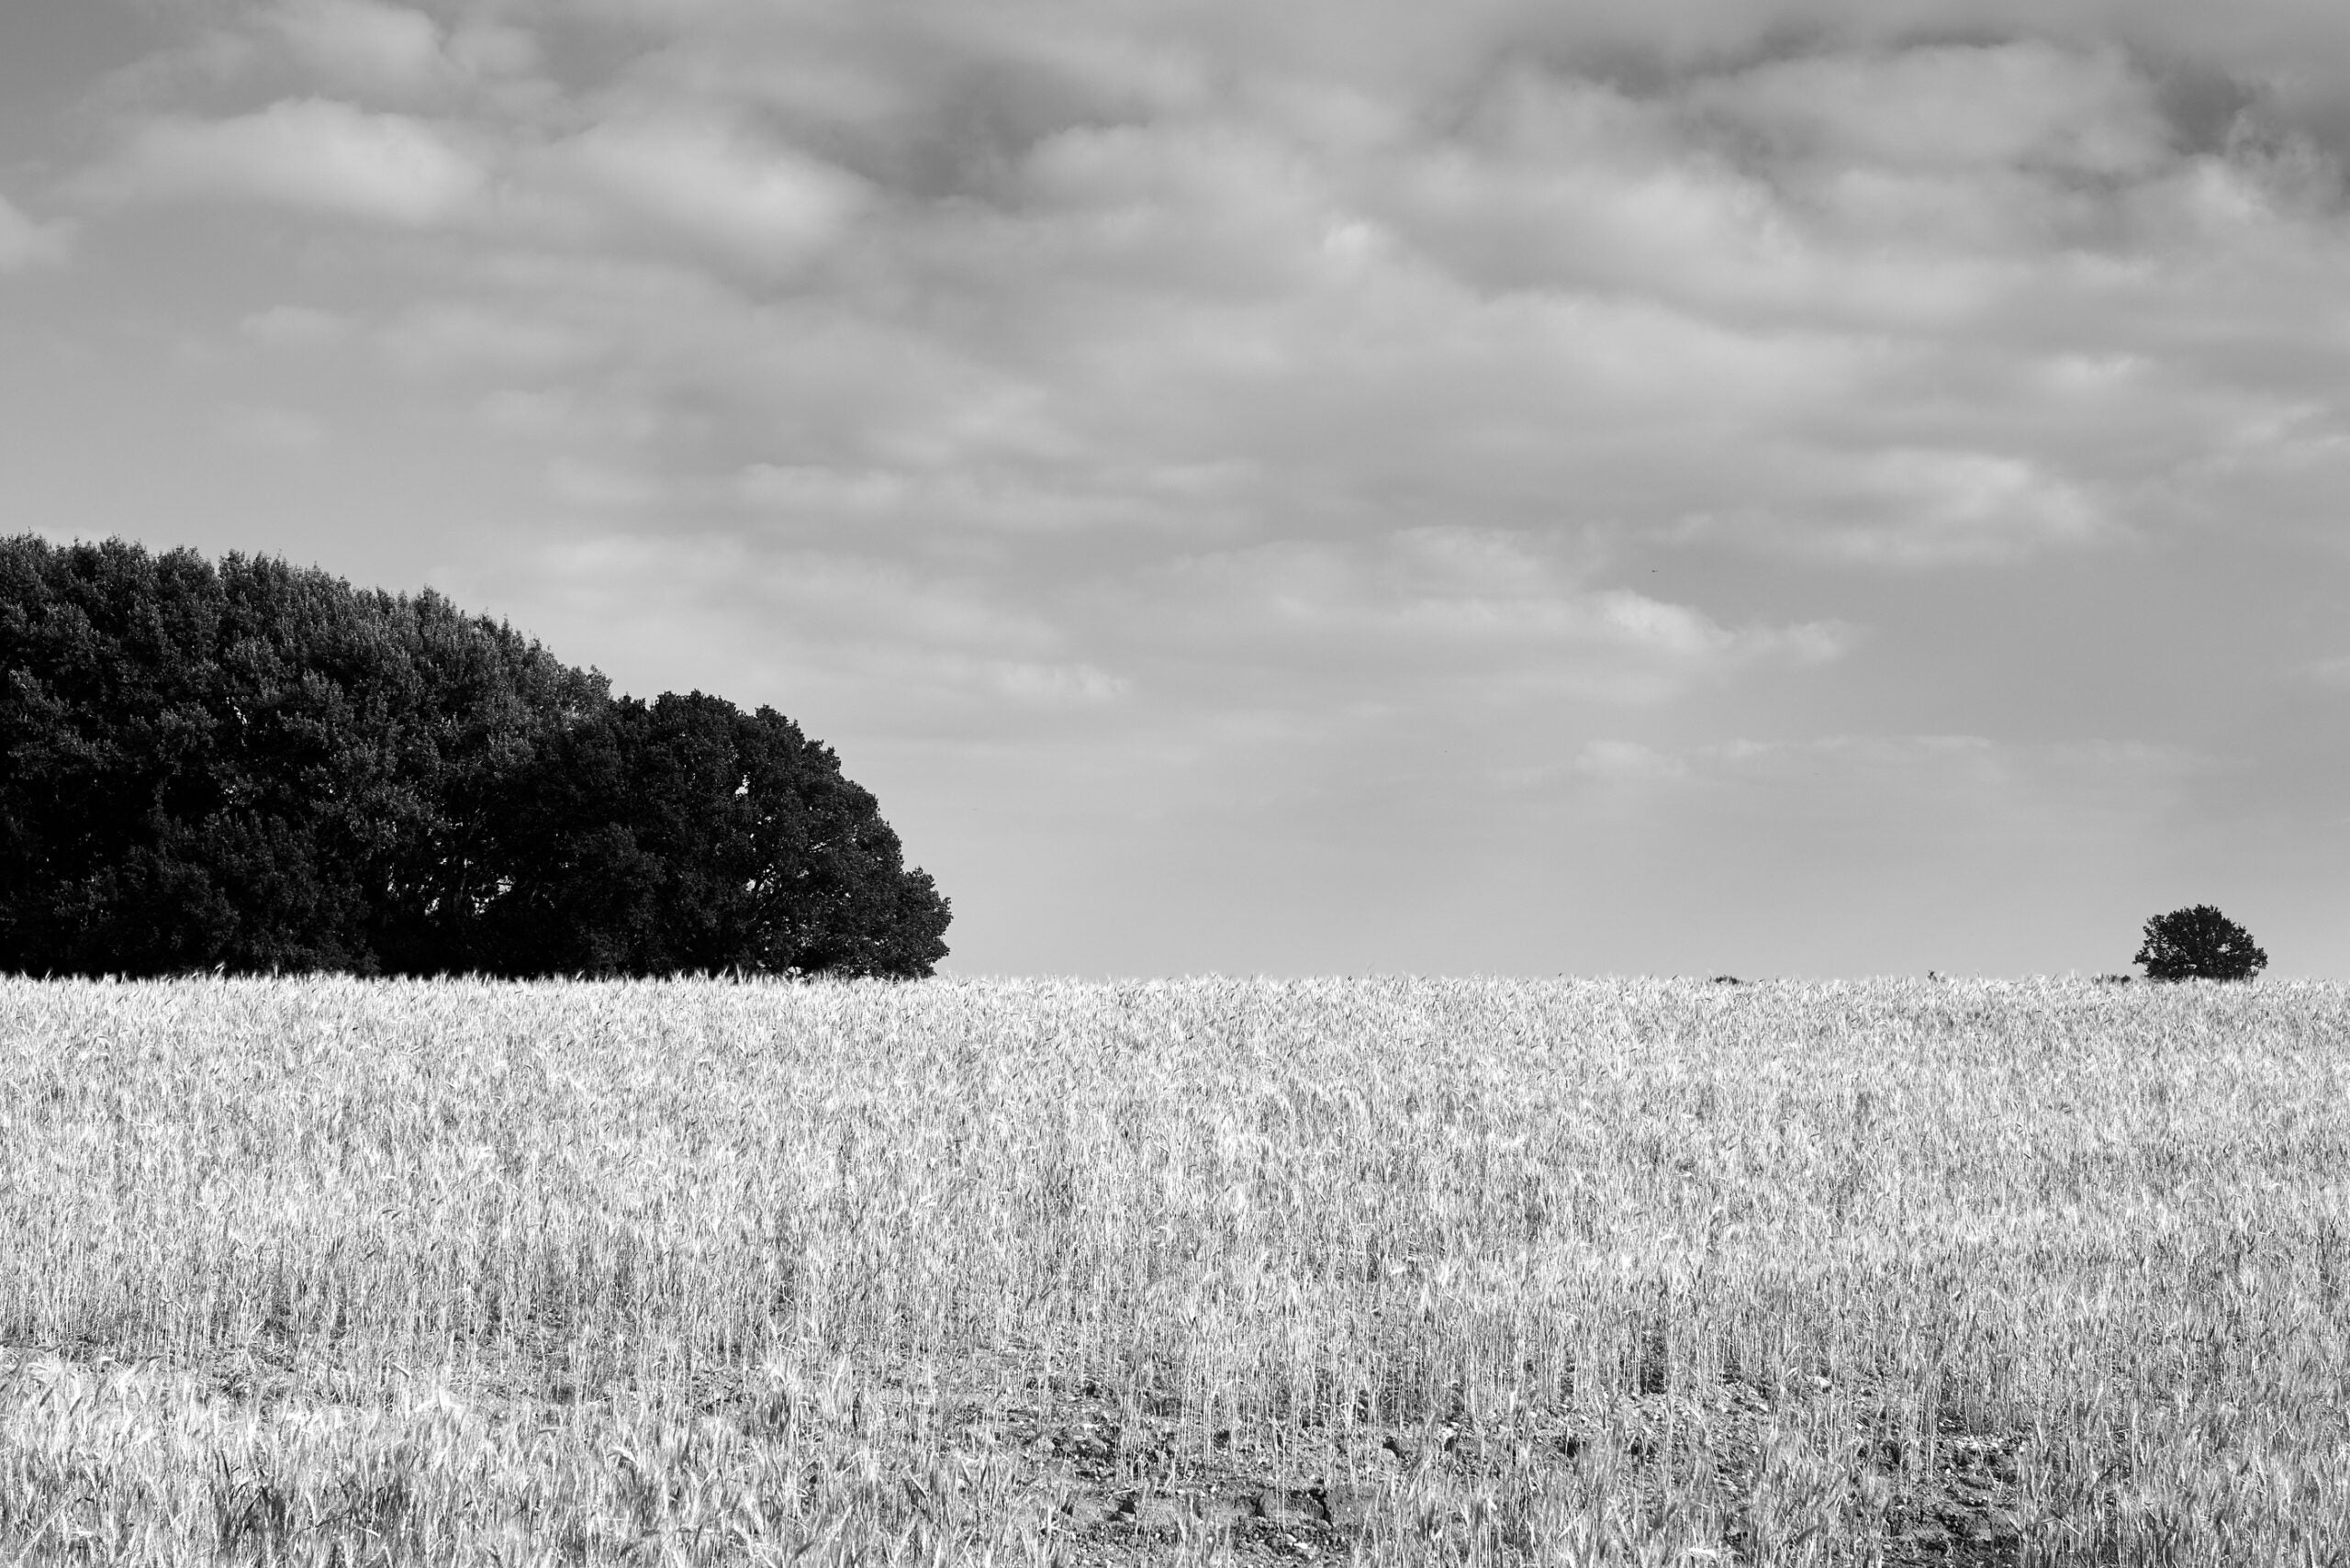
[2134,904,2267,982]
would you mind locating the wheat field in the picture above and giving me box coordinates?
[2,975,2345,1565]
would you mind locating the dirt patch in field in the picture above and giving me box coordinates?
[2,1337,2030,1565]
[682,1352,2031,1567]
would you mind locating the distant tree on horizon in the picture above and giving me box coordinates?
[2134,904,2266,982]
[0,534,948,979]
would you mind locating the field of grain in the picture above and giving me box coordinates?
[2,975,2345,1565]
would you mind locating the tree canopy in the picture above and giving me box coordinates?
[0,535,949,978]
[2133,904,2266,983]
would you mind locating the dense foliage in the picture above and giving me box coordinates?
[2134,903,2266,982]
[0,535,949,978]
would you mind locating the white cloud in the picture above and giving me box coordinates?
[1559,734,2202,835]
[378,301,608,375]
[269,0,448,96]
[218,402,325,450]
[446,21,542,81]
[543,456,667,510]
[1572,740,1690,783]
[86,99,484,226]
[1843,449,2110,562]
[2300,654,2350,689]
[1705,733,2007,782]
[0,193,73,271]
[951,655,1132,707]
[535,118,868,273]
[509,528,1125,719]
[1691,41,2173,178]
[1122,530,1847,707]
[241,304,352,347]
[1687,446,2114,566]
[243,0,543,100]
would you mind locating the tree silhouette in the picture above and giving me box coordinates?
[2133,904,2266,982]
[3,535,948,978]
[464,691,949,979]
[3,538,615,975]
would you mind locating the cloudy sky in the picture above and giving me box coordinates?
[4,0,2345,977]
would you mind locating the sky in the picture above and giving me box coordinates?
[2,0,2345,979]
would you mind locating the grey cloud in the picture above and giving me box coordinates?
[527,115,869,276]
[21,0,2350,972]
[78,98,487,225]
[270,0,449,96]
[1556,733,2202,831]
[0,192,73,270]
[218,401,327,450]
[241,303,353,346]
[1105,530,1848,710]
[1570,739,1688,783]
[1683,41,2173,177]
[2300,655,2350,689]
[377,300,610,376]
[60,16,2350,690]
[240,0,548,105]
[1677,446,2116,566]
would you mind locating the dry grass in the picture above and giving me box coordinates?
[2,974,2346,1565]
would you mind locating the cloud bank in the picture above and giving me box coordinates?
[13,0,2349,971]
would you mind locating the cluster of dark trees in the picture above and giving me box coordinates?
[0,535,950,979]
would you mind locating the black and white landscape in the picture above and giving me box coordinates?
[3,6,2347,1564]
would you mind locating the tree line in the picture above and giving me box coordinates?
[1,535,950,979]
